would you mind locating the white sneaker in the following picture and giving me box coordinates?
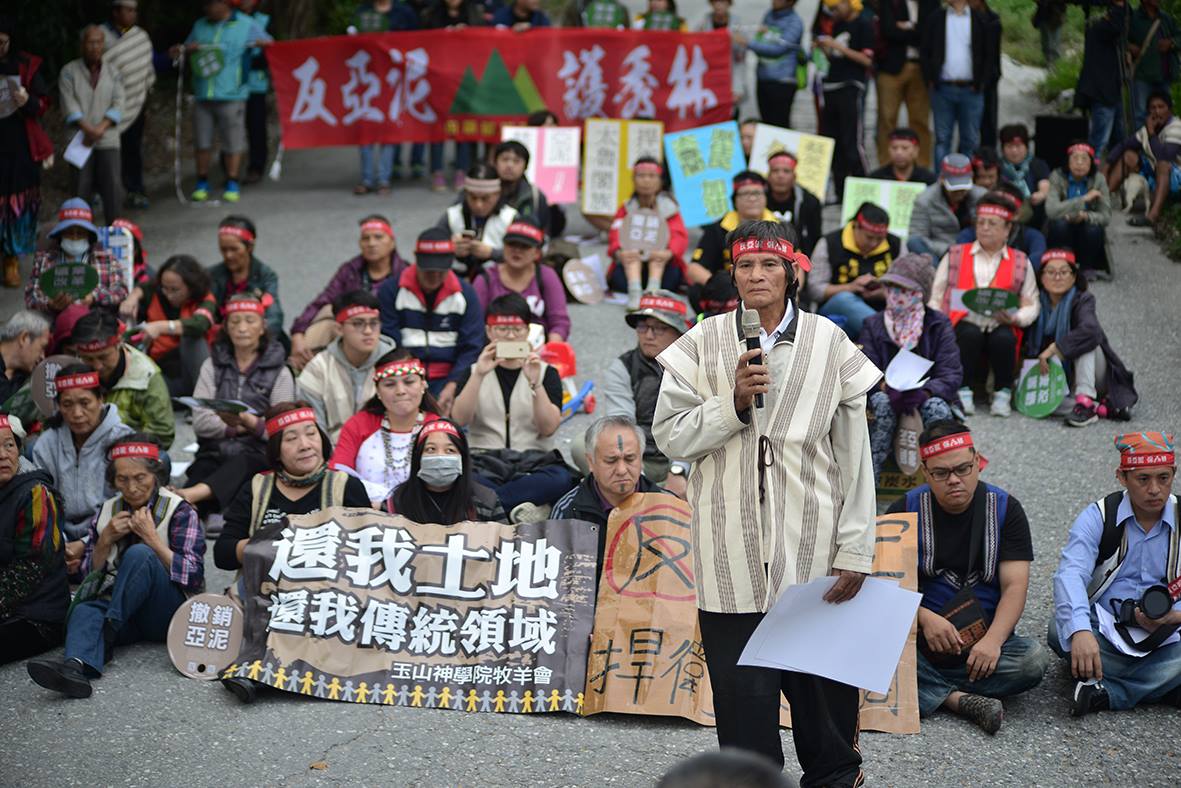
[991,388,1012,417]
[957,387,976,416]
[510,502,551,524]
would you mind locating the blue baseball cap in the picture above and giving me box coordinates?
[49,198,99,239]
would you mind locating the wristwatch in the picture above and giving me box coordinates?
[668,462,689,478]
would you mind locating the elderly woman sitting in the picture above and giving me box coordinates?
[27,434,203,698]
[857,254,963,482]
[0,413,69,664]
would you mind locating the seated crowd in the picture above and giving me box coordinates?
[1,110,1172,731]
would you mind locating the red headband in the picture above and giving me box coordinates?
[970,157,996,171]
[732,177,765,192]
[699,298,739,312]
[74,335,121,354]
[336,305,380,323]
[55,371,100,392]
[636,295,687,315]
[1116,432,1176,470]
[265,407,318,438]
[360,220,394,238]
[224,299,266,316]
[374,359,426,382]
[59,206,93,222]
[219,225,255,244]
[634,162,663,176]
[416,239,454,256]
[109,442,160,461]
[417,419,461,443]
[0,414,13,432]
[977,203,1014,222]
[920,432,974,461]
[729,237,813,272]
[487,314,526,327]
[1067,143,1095,159]
[1041,248,1077,267]
[767,151,797,167]
[505,222,545,243]
[856,211,888,236]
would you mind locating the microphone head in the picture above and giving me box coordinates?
[741,308,761,340]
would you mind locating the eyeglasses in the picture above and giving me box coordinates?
[1041,267,1075,279]
[924,460,976,482]
[735,190,764,200]
[344,319,381,332]
[635,322,672,336]
[489,325,528,337]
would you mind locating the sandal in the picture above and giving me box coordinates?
[353,184,371,196]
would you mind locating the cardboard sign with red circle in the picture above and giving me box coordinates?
[30,355,84,418]
[166,593,244,680]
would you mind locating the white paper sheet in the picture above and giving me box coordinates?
[738,576,921,695]
[64,131,93,169]
[1095,603,1180,658]
[169,460,193,479]
[884,348,934,392]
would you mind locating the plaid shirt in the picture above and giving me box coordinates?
[80,494,205,593]
[25,247,129,312]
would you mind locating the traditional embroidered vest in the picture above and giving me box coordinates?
[95,488,185,572]
[466,363,553,452]
[248,470,351,536]
[1086,492,1181,603]
[906,482,1009,617]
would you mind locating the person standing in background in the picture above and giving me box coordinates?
[876,0,937,168]
[102,0,156,211]
[1074,0,1127,158]
[733,0,804,131]
[1128,0,1180,130]
[923,0,997,165]
[236,0,271,185]
[696,0,748,119]
[814,0,874,201]
[1033,0,1068,66]
[969,0,1002,148]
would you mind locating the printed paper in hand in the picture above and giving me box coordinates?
[738,576,922,695]
[884,349,933,392]
[65,131,93,169]
[0,76,22,119]
[1096,603,1180,658]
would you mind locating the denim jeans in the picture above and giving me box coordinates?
[1088,104,1123,157]
[906,236,935,258]
[931,83,984,166]
[358,143,396,187]
[428,141,475,175]
[1047,617,1181,710]
[65,544,186,676]
[478,464,576,511]
[867,392,954,480]
[818,290,877,338]
[916,633,1049,716]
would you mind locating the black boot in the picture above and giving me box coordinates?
[222,676,258,704]
[27,658,93,699]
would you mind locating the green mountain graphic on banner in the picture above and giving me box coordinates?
[448,51,533,116]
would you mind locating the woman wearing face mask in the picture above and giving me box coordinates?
[217,401,368,705]
[25,199,128,334]
[437,162,518,279]
[1045,141,1113,280]
[129,255,218,396]
[206,215,285,341]
[31,364,133,569]
[26,433,203,699]
[386,419,507,524]
[175,296,295,517]
[331,349,441,505]
[1022,249,1136,427]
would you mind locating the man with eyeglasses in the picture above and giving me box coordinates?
[887,421,1047,734]
[1049,431,1181,717]
[296,290,394,442]
[687,171,780,288]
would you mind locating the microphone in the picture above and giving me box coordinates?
[741,308,764,409]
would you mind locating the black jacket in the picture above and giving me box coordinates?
[768,186,824,256]
[1075,3,1126,109]
[877,0,939,75]
[920,6,998,90]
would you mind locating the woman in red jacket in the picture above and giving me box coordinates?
[606,156,689,309]
[132,255,218,396]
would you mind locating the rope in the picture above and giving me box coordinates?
[173,53,188,205]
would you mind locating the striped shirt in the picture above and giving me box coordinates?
[654,308,882,613]
[103,24,156,128]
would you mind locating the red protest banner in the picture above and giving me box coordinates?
[267,29,733,147]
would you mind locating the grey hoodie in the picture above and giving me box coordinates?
[297,334,397,442]
[32,404,134,540]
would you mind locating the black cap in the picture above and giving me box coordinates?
[414,226,455,271]
[503,216,545,249]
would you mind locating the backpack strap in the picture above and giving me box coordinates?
[1096,490,1127,567]
[321,469,348,509]
[249,472,275,536]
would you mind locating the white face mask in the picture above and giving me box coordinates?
[60,238,90,259]
[417,454,463,487]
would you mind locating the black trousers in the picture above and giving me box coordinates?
[186,447,269,513]
[981,82,999,148]
[955,320,1018,390]
[822,85,867,200]
[120,109,147,195]
[757,80,798,132]
[0,617,63,665]
[698,610,863,788]
[246,92,269,176]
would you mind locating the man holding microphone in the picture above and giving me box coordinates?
[654,220,881,786]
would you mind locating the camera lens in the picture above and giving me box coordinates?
[1140,586,1173,621]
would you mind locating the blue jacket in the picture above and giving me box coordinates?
[747,8,804,85]
[378,266,485,389]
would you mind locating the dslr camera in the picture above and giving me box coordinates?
[1112,584,1174,626]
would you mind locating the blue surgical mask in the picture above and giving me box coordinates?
[418,454,463,487]
[61,238,90,259]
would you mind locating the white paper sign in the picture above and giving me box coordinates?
[885,349,934,392]
[64,130,93,169]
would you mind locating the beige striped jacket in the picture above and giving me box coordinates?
[653,308,882,614]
